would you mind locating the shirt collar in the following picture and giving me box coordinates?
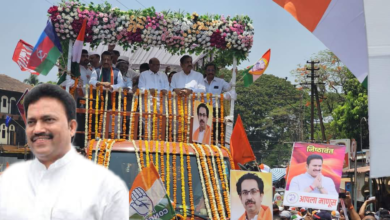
[32,146,77,172]
[204,76,216,84]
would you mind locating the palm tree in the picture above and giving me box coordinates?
[23,74,41,86]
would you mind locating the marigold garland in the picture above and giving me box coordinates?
[201,93,205,103]
[122,89,128,139]
[102,89,109,139]
[154,141,159,173]
[104,140,116,168]
[139,140,145,169]
[173,93,177,142]
[159,91,163,141]
[208,94,214,145]
[186,95,191,143]
[172,142,177,206]
[132,140,142,172]
[97,139,107,165]
[87,138,95,160]
[139,90,143,140]
[145,140,150,166]
[147,90,152,141]
[165,93,169,142]
[168,91,173,142]
[166,142,171,196]
[215,95,219,145]
[195,144,219,219]
[184,143,194,220]
[189,144,212,219]
[84,85,89,147]
[111,91,116,139]
[212,145,231,218]
[94,87,100,139]
[69,77,79,96]
[152,94,157,141]
[117,88,122,139]
[177,96,183,142]
[129,89,139,140]
[221,145,235,169]
[183,95,188,143]
[204,144,226,219]
[98,86,104,138]
[160,140,165,183]
[88,85,93,141]
[220,94,224,146]
[179,142,187,219]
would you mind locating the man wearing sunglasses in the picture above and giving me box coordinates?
[236,173,272,220]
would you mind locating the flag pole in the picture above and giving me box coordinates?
[225,56,237,147]
[66,39,73,92]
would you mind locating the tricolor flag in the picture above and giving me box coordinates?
[12,40,38,75]
[27,21,62,76]
[243,49,271,87]
[273,0,368,87]
[71,19,87,78]
[129,163,175,220]
[230,115,256,169]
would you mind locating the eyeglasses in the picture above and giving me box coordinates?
[198,113,207,117]
[240,189,260,196]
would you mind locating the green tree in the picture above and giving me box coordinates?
[23,74,41,86]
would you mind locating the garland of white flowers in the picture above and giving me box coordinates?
[147,90,151,141]
[189,144,212,219]
[117,88,122,139]
[84,85,89,147]
[165,94,169,142]
[215,146,230,209]
[187,94,192,143]
[132,140,142,172]
[93,139,102,164]
[215,95,219,145]
[102,89,109,139]
[204,144,226,220]
[173,93,177,142]
[139,91,143,140]
[128,92,135,140]
[104,140,116,168]
[197,144,219,219]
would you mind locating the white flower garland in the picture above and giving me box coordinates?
[216,95,219,145]
[204,144,226,219]
[84,84,89,147]
[215,146,231,210]
[139,91,143,140]
[147,90,151,141]
[165,94,169,142]
[93,139,102,164]
[102,89,109,139]
[197,144,219,219]
[132,140,142,172]
[189,144,212,219]
[173,93,177,142]
[105,140,116,168]
[187,94,192,143]
[128,93,136,140]
[117,88,122,139]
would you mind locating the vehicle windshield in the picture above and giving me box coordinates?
[106,151,231,217]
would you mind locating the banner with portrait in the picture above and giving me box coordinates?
[192,101,213,145]
[283,143,345,210]
[230,170,273,220]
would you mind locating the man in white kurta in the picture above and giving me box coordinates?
[0,84,129,220]
[138,58,169,94]
[289,154,338,195]
[170,55,206,95]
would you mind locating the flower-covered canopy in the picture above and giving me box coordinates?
[48,0,254,66]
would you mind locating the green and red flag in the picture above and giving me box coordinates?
[27,21,62,76]
[243,49,271,87]
[129,162,176,220]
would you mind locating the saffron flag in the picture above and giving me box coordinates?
[12,40,39,75]
[27,21,62,76]
[129,162,175,220]
[16,89,29,125]
[273,0,368,87]
[243,49,271,87]
[230,115,256,169]
[5,116,11,127]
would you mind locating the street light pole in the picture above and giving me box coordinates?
[354,117,367,208]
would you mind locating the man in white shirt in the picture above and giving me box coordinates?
[116,56,140,93]
[170,55,206,95]
[0,84,129,220]
[79,49,93,87]
[204,63,237,105]
[289,154,338,195]
[89,51,101,70]
[89,51,125,92]
[138,58,169,95]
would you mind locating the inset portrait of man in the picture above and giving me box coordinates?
[289,154,338,195]
[192,101,212,145]
[236,173,272,220]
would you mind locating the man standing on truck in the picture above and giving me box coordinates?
[0,84,129,219]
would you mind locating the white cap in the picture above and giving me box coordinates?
[117,56,129,63]
[89,51,100,56]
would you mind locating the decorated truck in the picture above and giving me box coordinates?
[44,0,255,219]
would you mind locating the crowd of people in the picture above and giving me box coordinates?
[272,192,390,220]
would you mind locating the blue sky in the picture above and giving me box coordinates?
[0,0,326,83]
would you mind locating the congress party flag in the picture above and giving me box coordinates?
[230,115,256,169]
[12,40,38,75]
[27,20,62,76]
[243,49,271,87]
[273,0,368,87]
[283,142,345,210]
[129,162,175,220]
[71,19,87,78]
